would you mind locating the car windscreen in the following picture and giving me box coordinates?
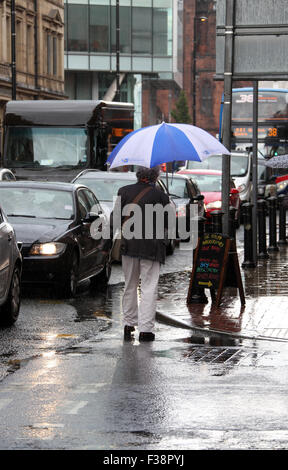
[187,154,249,177]
[189,174,222,192]
[76,178,136,202]
[0,187,74,219]
[165,177,188,198]
[5,127,89,169]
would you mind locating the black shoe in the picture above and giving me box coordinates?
[124,325,135,340]
[139,332,155,342]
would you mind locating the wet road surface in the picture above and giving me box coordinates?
[1,229,288,450]
[0,309,287,450]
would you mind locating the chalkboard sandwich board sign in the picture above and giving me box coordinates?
[187,233,245,307]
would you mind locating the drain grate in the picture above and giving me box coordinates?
[183,346,273,367]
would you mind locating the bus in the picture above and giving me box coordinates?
[1,100,134,182]
[219,87,288,159]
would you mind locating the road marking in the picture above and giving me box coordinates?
[61,400,88,415]
[0,383,33,392]
[70,383,108,394]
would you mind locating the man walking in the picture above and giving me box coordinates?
[111,166,171,342]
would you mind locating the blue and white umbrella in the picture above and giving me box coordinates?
[107,122,230,169]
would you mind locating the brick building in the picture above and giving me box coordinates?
[0,0,66,132]
[178,0,223,136]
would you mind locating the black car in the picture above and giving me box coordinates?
[0,181,110,297]
[160,173,205,239]
[72,170,177,255]
[0,206,22,325]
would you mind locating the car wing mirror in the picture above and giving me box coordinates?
[83,212,100,223]
[191,194,204,201]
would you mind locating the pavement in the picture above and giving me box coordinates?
[155,237,288,343]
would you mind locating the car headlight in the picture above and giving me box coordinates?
[277,181,288,192]
[29,242,66,256]
[206,200,222,210]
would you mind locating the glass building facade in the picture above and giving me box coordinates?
[64,0,183,127]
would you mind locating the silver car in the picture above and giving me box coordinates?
[0,206,22,326]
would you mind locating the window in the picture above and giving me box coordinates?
[90,5,109,52]
[0,187,74,220]
[16,20,22,69]
[153,2,172,56]
[83,189,101,213]
[77,190,90,218]
[132,7,152,54]
[1,172,15,181]
[67,4,88,52]
[201,80,213,116]
[53,37,58,76]
[47,33,52,74]
[26,24,34,73]
[6,15,11,61]
[190,180,201,197]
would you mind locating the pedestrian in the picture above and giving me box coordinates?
[110,166,171,342]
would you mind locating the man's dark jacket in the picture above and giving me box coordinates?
[110,181,170,264]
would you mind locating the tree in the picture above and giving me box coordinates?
[171,91,192,124]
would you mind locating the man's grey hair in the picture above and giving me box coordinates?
[136,166,161,183]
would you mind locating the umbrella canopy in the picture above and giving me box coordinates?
[107,122,230,169]
[265,154,288,168]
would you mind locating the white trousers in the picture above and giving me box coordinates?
[122,255,160,333]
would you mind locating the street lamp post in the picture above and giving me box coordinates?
[192,16,207,126]
[115,0,120,101]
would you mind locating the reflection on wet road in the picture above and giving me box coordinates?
[1,240,288,449]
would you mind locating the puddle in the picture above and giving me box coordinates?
[60,347,93,356]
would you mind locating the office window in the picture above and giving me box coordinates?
[90,5,109,52]
[132,7,152,54]
[67,4,88,52]
[153,5,172,56]
[111,6,131,54]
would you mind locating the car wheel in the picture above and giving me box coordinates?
[0,266,21,326]
[62,251,79,298]
[90,260,112,290]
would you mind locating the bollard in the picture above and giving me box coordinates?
[242,202,256,268]
[277,194,287,245]
[267,196,279,252]
[197,216,206,239]
[211,210,223,234]
[229,207,237,239]
[257,199,269,259]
